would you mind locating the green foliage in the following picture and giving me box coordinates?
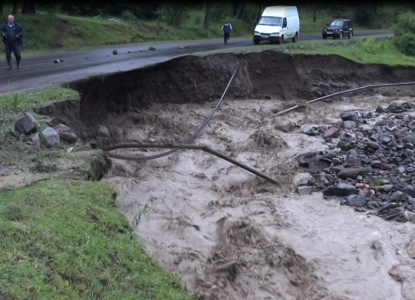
[393,13,415,56]
[0,180,196,300]
[394,33,415,56]
[0,85,79,112]
[394,12,415,36]
[354,4,378,27]
[359,37,386,55]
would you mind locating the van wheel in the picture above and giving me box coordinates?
[323,34,327,39]
[292,33,298,43]
[278,36,284,44]
[254,39,260,45]
[348,32,351,39]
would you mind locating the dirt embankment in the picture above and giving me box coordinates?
[69,51,415,126]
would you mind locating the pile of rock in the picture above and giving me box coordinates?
[298,101,415,222]
[14,112,78,148]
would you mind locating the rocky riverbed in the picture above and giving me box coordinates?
[299,99,415,223]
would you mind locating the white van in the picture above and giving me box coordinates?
[253,6,300,44]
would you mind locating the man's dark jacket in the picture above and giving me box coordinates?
[1,21,24,45]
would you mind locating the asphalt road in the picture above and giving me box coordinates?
[0,30,391,95]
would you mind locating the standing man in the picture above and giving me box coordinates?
[1,15,24,70]
[221,21,233,44]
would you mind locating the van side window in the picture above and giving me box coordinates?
[283,17,287,28]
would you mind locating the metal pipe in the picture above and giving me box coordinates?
[127,64,239,161]
[275,81,415,116]
[103,143,279,186]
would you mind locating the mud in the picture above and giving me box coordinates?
[101,94,415,300]
[73,51,415,126]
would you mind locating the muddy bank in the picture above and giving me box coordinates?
[71,51,415,125]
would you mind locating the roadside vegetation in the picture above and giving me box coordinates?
[0,2,414,53]
[199,36,415,67]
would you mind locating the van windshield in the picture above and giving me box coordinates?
[330,20,344,26]
[258,16,282,26]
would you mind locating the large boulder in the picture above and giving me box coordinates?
[54,124,78,144]
[41,127,60,148]
[14,113,37,135]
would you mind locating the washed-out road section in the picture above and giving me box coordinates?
[0,30,391,95]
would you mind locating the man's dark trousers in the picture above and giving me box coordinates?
[5,42,21,68]
[224,32,230,43]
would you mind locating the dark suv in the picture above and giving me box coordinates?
[322,19,353,39]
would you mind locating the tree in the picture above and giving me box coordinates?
[170,4,185,27]
[0,0,3,16]
[22,0,36,14]
[236,0,245,19]
[313,0,316,23]
[232,0,238,17]
[12,0,18,14]
[203,1,212,29]
[256,3,262,23]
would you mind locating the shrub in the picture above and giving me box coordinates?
[394,32,415,56]
[394,12,415,36]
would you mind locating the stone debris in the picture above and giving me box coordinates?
[299,102,415,222]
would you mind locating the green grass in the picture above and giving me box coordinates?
[199,36,415,67]
[0,179,196,300]
[0,85,79,112]
[289,37,415,66]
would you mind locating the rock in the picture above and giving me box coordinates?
[379,134,394,144]
[375,106,385,113]
[297,186,313,196]
[323,183,358,197]
[391,191,404,201]
[53,124,78,144]
[386,103,405,114]
[149,46,156,51]
[297,153,317,168]
[347,158,362,167]
[308,158,331,173]
[337,167,371,179]
[113,50,118,55]
[323,126,340,140]
[96,125,110,138]
[407,167,415,173]
[370,160,393,170]
[398,166,407,174]
[14,113,37,135]
[404,186,415,197]
[340,111,362,123]
[40,127,60,148]
[403,135,415,144]
[343,121,357,129]
[27,133,40,147]
[366,141,380,150]
[303,125,320,136]
[347,194,368,207]
[293,173,314,187]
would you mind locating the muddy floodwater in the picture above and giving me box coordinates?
[104,95,415,300]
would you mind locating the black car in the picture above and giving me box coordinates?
[322,19,353,39]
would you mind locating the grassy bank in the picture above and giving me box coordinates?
[200,36,415,67]
[0,85,79,112]
[0,180,195,300]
